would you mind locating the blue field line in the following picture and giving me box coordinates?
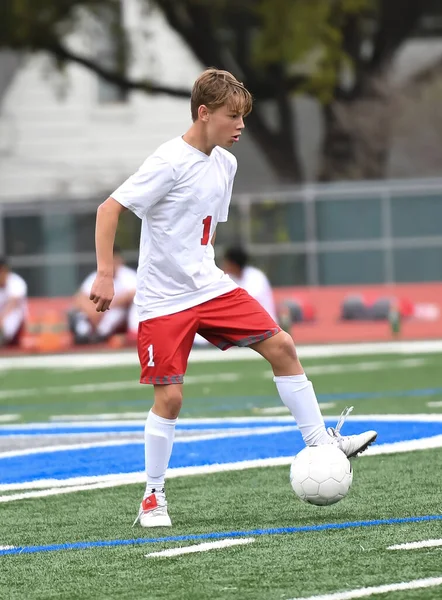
[2,514,442,557]
[2,420,442,485]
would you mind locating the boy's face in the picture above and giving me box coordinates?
[202,104,245,148]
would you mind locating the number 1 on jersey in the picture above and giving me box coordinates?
[201,216,212,245]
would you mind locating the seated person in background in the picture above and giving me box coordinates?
[0,257,27,347]
[222,246,277,322]
[69,247,137,344]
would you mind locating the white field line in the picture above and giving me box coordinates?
[0,472,145,493]
[0,481,140,503]
[253,407,290,415]
[0,438,141,459]
[0,373,239,400]
[0,421,148,431]
[0,426,298,460]
[145,538,255,558]
[288,576,442,600]
[2,434,442,501]
[0,459,293,500]
[387,539,442,550]
[254,403,335,415]
[5,413,442,434]
[0,415,20,422]
[50,412,149,422]
[176,414,442,424]
[266,358,426,378]
[427,401,442,408]
[1,339,442,371]
[362,434,442,456]
[0,545,15,550]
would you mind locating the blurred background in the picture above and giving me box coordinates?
[1,0,442,352]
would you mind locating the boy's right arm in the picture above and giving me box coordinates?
[90,197,127,312]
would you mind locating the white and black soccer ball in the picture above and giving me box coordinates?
[290,445,353,506]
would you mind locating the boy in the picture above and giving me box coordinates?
[90,68,377,528]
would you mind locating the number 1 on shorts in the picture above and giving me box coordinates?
[147,344,155,367]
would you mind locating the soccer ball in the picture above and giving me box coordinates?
[290,445,353,506]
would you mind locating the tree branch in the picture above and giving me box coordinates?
[45,40,192,97]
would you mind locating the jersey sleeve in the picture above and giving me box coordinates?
[219,155,237,223]
[111,156,175,219]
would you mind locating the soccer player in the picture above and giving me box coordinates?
[222,246,277,322]
[90,68,377,527]
[0,257,27,347]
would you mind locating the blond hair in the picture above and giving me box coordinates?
[191,68,253,121]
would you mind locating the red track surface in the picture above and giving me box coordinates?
[274,282,442,344]
[1,283,441,356]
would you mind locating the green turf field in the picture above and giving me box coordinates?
[1,348,442,599]
[1,351,441,421]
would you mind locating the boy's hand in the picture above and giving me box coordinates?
[90,274,115,312]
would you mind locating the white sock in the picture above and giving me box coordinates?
[144,410,177,497]
[273,374,331,446]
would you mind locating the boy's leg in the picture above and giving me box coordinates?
[135,309,197,527]
[145,383,182,491]
[197,289,376,457]
[250,331,331,446]
[137,384,182,528]
[251,331,377,456]
[197,290,330,445]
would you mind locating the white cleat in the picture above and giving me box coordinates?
[327,406,377,458]
[133,491,172,528]
[329,428,377,458]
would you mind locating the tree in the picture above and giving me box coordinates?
[0,0,438,182]
[317,0,432,180]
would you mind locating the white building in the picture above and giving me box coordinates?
[0,1,280,207]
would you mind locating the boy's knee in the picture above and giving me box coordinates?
[154,385,183,418]
[265,332,300,375]
[274,331,298,360]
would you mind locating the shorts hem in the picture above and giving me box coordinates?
[235,327,281,347]
[140,374,184,385]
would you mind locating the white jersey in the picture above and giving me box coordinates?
[111,137,238,320]
[0,272,27,318]
[231,265,277,322]
[81,265,137,297]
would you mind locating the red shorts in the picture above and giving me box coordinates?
[137,287,281,384]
